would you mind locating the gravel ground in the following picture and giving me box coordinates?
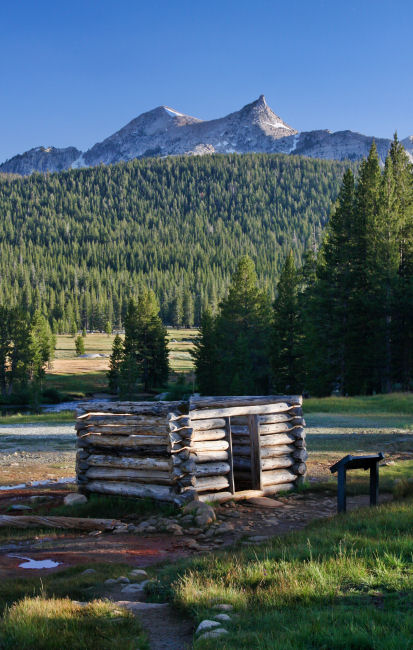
[0,423,76,485]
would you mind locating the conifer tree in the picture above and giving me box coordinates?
[108,334,124,394]
[192,308,217,394]
[271,251,302,393]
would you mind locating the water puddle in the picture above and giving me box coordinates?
[8,554,61,569]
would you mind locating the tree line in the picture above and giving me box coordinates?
[0,153,353,332]
[0,307,55,403]
[193,137,413,396]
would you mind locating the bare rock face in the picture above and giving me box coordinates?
[0,146,81,175]
[1,96,411,174]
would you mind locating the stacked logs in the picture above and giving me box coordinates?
[75,401,197,505]
[188,395,307,502]
[75,396,307,505]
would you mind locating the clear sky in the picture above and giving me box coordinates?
[1,0,412,163]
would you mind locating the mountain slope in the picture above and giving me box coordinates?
[1,96,410,174]
[0,153,352,328]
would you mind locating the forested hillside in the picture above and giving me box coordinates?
[0,153,353,331]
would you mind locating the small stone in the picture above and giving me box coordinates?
[112,525,128,534]
[10,504,32,511]
[129,569,148,580]
[104,578,117,586]
[81,568,96,575]
[214,613,231,622]
[64,493,87,506]
[186,539,201,550]
[183,501,216,527]
[214,604,233,611]
[197,628,228,640]
[166,523,183,536]
[121,583,145,594]
[116,576,130,584]
[195,620,222,635]
[135,521,156,534]
[215,522,234,535]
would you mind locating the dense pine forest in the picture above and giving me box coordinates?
[0,153,352,331]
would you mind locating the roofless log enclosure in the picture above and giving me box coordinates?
[75,396,307,504]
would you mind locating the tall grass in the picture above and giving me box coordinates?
[154,498,413,648]
[305,392,413,415]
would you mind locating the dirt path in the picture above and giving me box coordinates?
[116,601,193,650]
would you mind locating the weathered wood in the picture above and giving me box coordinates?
[78,401,186,416]
[293,449,309,462]
[191,418,226,431]
[260,433,297,447]
[234,455,295,471]
[259,423,299,435]
[198,483,295,502]
[191,450,229,463]
[190,439,229,452]
[85,467,176,484]
[76,424,168,435]
[190,403,298,420]
[224,417,235,494]
[293,462,307,475]
[189,395,302,410]
[192,429,226,442]
[258,413,304,425]
[77,414,167,425]
[261,469,297,485]
[168,417,190,429]
[79,433,169,447]
[0,515,122,530]
[84,480,176,501]
[248,414,262,490]
[195,462,231,477]
[87,454,172,471]
[228,425,249,435]
[195,475,230,492]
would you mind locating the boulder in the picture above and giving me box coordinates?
[214,603,233,611]
[129,569,148,580]
[195,620,221,635]
[183,501,216,527]
[214,613,231,622]
[64,493,87,506]
[197,628,228,639]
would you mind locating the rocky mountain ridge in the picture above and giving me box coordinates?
[1,95,412,175]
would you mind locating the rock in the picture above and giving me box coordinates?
[246,497,284,508]
[214,604,233,611]
[121,583,145,595]
[135,521,156,534]
[215,522,234,535]
[214,613,231,622]
[10,504,32,511]
[81,568,96,575]
[129,569,148,579]
[180,514,194,525]
[165,523,183,536]
[64,493,87,506]
[116,576,130,584]
[112,525,129,534]
[195,620,222,635]
[104,578,117,586]
[186,539,201,550]
[183,501,216,527]
[197,628,228,639]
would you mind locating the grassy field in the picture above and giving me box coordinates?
[0,565,148,649]
[305,392,413,415]
[153,498,413,649]
[43,330,198,398]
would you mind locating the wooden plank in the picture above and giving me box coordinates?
[189,395,302,410]
[192,429,226,442]
[84,480,176,501]
[191,418,226,431]
[191,450,229,463]
[234,453,295,472]
[195,462,231,478]
[248,414,262,490]
[195,475,230,492]
[85,467,175,484]
[198,483,295,503]
[190,439,229,452]
[259,423,298,435]
[190,403,298,420]
[78,401,186,416]
[79,433,169,447]
[258,413,304,425]
[87,454,171,471]
[260,433,296,447]
[224,416,235,494]
[76,424,168,435]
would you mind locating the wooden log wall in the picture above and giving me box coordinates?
[188,395,307,503]
[75,396,307,505]
[75,401,196,505]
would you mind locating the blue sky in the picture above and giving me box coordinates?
[1,0,412,162]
